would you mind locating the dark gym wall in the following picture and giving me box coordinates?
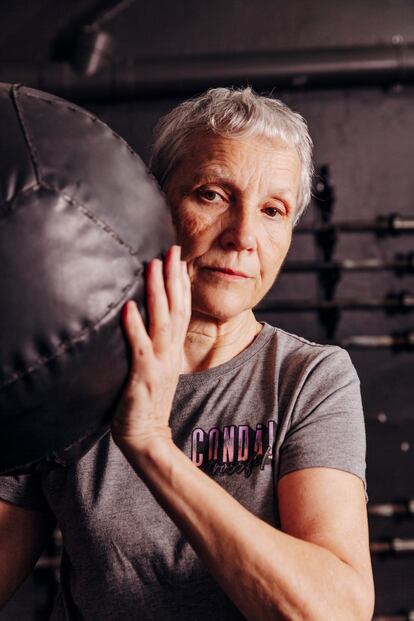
[1,1,414,619]
[1,0,414,58]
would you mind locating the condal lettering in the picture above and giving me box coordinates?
[237,425,249,461]
[191,428,205,467]
[223,425,235,462]
[191,420,277,478]
[208,428,219,461]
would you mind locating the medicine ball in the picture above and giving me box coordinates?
[0,83,175,475]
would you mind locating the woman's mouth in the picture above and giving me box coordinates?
[203,267,250,279]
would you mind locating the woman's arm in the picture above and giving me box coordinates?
[111,245,374,621]
[118,435,373,621]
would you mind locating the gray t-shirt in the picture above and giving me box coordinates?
[0,323,366,621]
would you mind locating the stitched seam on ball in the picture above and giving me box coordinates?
[23,90,153,176]
[0,271,143,391]
[0,185,156,268]
[40,180,143,262]
[11,84,42,185]
[14,87,165,205]
[10,88,166,260]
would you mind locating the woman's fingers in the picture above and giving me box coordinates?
[147,256,171,350]
[122,300,148,344]
[114,247,189,444]
[121,300,152,375]
[129,245,189,355]
[164,246,190,338]
[165,245,184,315]
[123,246,191,358]
[181,260,192,329]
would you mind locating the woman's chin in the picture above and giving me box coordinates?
[191,295,253,324]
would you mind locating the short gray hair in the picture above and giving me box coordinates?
[150,87,314,225]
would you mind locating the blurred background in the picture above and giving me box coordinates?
[1,1,414,619]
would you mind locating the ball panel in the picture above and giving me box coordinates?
[16,86,175,259]
[0,276,146,474]
[0,84,37,203]
[0,83,174,473]
[0,186,140,388]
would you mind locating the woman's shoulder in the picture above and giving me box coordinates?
[261,322,353,374]
[262,321,338,352]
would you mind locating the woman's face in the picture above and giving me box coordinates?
[165,132,301,323]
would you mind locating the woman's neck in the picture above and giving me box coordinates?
[181,310,263,374]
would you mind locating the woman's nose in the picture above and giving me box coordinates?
[219,206,257,252]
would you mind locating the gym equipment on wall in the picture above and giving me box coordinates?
[258,291,414,312]
[373,614,414,621]
[368,500,414,518]
[284,253,414,275]
[370,538,414,554]
[296,214,414,236]
[340,331,414,350]
[257,165,414,339]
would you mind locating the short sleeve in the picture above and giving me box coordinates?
[278,347,367,500]
[0,472,50,511]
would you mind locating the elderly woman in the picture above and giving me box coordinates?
[0,87,374,621]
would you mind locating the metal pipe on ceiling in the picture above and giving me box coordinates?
[1,43,414,102]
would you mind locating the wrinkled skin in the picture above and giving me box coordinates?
[165,132,301,325]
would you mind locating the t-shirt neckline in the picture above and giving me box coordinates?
[178,321,275,386]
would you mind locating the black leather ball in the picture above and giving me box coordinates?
[0,83,175,475]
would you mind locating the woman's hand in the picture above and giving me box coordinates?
[111,244,191,453]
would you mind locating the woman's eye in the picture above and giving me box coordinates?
[263,206,283,218]
[203,190,218,201]
[197,189,221,202]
